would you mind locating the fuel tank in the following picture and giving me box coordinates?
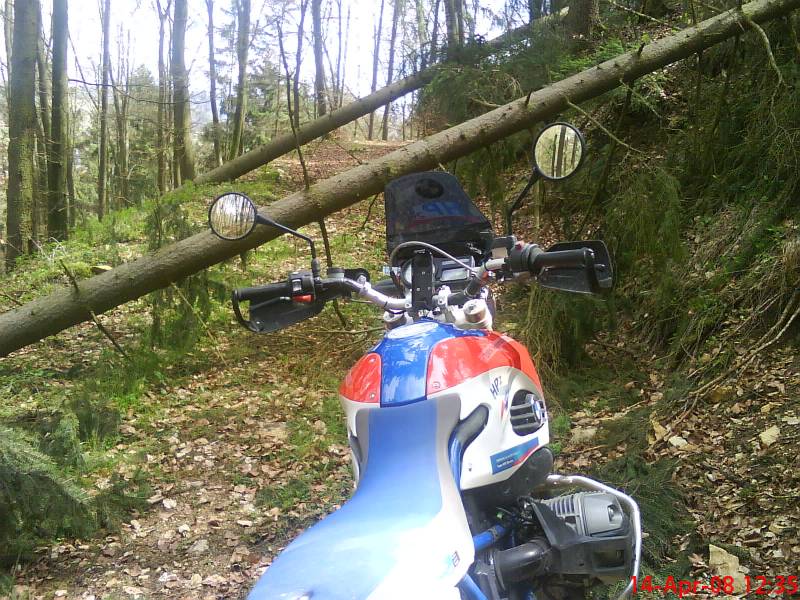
[339,320,550,491]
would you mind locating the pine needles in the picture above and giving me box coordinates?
[0,425,91,563]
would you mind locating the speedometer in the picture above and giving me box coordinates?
[401,256,474,286]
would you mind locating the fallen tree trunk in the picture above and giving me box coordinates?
[195,22,534,185]
[1,0,797,357]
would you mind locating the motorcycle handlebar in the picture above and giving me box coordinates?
[233,277,407,312]
[508,243,594,275]
[234,282,293,304]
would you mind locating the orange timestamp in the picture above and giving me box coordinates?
[631,575,799,596]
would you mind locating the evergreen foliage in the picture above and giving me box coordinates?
[0,425,91,563]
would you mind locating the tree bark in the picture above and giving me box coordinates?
[339,4,350,108]
[567,0,600,35]
[335,0,343,108]
[228,0,250,160]
[171,0,196,181]
[47,0,69,239]
[430,0,442,65]
[444,0,461,58]
[3,0,11,88]
[293,0,309,131]
[206,0,223,168]
[415,0,430,69]
[367,0,385,140]
[2,0,797,354]
[381,0,403,140]
[110,37,130,208]
[5,0,39,271]
[35,18,50,241]
[312,0,327,117]
[156,0,171,194]
[97,0,111,219]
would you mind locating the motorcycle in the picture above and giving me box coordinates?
[207,122,641,600]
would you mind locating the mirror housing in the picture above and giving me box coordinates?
[208,192,258,240]
[505,122,586,235]
[537,240,613,295]
[533,122,586,181]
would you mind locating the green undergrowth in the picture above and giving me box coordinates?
[0,169,298,563]
[499,19,800,585]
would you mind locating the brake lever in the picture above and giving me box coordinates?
[231,291,259,332]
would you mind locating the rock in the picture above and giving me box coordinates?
[759,425,780,447]
[202,574,228,587]
[708,545,746,591]
[162,498,177,510]
[668,435,688,448]
[188,538,209,555]
[571,426,597,443]
[122,586,145,597]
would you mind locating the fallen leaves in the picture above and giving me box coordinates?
[758,425,780,447]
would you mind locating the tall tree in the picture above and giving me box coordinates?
[415,0,430,70]
[529,0,545,20]
[338,3,350,109]
[3,0,11,88]
[205,0,223,167]
[97,0,111,219]
[311,0,327,117]
[381,0,402,140]
[171,0,197,182]
[5,0,40,270]
[228,0,251,161]
[34,23,51,241]
[47,0,69,238]
[443,0,461,58]
[334,0,343,109]
[367,0,385,140]
[567,0,600,35]
[292,0,310,131]
[155,0,171,193]
[111,30,131,208]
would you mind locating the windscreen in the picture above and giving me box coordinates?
[384,172,492,255]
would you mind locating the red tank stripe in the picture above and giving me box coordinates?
[339,352,381,403]
[426,332,541,394]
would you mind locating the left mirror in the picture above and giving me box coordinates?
[209,192,257,240]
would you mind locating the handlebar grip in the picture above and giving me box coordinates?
[532,248,592,271]
[508,243,594,274]
[234,281,293,304]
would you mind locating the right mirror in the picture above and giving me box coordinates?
[533,122,585,181]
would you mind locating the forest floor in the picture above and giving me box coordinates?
[2,139,798,600]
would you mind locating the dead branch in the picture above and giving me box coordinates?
[59,260,129,360]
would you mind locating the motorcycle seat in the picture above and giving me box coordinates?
[248,397,474,600]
